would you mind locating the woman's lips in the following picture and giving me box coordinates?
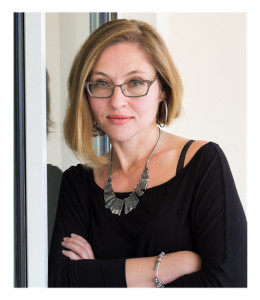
[107,115,133,125]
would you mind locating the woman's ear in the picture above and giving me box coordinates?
[159,89,166,102]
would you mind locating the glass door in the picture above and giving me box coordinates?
[14,12,117,288]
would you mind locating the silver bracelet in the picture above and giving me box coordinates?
[154,251,165,288]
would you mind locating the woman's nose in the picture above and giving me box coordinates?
[109,86,127,109]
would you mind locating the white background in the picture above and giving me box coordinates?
[1,0,259,299]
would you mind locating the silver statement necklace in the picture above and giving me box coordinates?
[104,127,161,216]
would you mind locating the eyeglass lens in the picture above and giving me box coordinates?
[88,81,149,97]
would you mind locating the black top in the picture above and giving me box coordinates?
[48,142,247,287]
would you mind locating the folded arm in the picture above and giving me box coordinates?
[59,233,202,287]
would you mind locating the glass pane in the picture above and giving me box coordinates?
[46,12,116,252]
[45,13,91,250]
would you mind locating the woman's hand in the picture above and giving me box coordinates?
[61,233,95,260]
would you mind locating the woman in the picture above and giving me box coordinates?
[48,19,247,287]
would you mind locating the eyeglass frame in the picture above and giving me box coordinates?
[84,76,158,98]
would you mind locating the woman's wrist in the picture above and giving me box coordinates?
[159,251,202,285]
[154,252,165,287]
[125,251,201,287]
[126,256,157,287]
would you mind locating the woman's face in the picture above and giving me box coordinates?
[87,42,165,142]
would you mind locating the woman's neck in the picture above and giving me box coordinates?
[109,124,161,174]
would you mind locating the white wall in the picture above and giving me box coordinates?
[119,13,246,211]
[46,13,62,168]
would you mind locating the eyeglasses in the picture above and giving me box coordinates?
[85,76,157,98]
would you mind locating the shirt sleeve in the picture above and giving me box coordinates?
[165,143,247,287]
[48,166,127,287]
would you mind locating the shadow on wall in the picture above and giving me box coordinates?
[46,69,63,250]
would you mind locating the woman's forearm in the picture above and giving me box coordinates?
[125,251,201,287]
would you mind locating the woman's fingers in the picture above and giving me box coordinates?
[61,234,95,259]
[66,234,90,249]
[63,236,86,250]
[71,234,95,259]
[70,234,95,257]
[71,233,88,243]
[62,250,81,260]
[62,240,88,259]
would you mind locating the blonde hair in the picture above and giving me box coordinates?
[64,19,183,167]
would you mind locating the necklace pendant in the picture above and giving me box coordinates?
[134,187,144,197]
[110,197,124,215]
[136,166,149,190]
[104,179,115,203]
[104,127,161,216]
[125,192,139,214]
[104,195,124,215]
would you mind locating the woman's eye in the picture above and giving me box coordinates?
[96,81,109,87]
[129,80,144,86]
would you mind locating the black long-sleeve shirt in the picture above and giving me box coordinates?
[48,142,247,287]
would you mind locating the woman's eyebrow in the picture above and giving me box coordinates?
[91,70,146,78]
[125,70,146,76]
[91,71,110,78]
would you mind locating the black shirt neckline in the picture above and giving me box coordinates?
[88,142,212,196]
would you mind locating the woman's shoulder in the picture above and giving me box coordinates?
[62,163,93,184]
[183,139,213,168]
[161,131,209,149]
[63,162,110,190]
[161,131,216,168]
[171,135,226,171]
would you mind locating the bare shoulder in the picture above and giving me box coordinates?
[160,131,209,167]
[184,139,210,167]
[147,132,210,187]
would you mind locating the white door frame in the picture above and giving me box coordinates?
[24,12,48,287]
